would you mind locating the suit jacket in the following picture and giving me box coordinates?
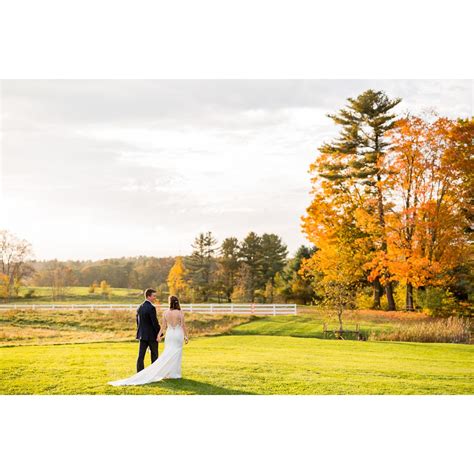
[136,300,160,341]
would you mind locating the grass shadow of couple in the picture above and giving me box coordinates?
[146,378,255,395]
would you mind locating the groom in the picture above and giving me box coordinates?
[136,288,161,372]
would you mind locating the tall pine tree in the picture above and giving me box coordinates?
[260,233,288,284]
[217,237,241,302]
[319,89,401,310]
[238,232,264,302]
[186,231,218,302]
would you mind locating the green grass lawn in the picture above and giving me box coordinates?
[230,310,426,339]
[1,336,473,395]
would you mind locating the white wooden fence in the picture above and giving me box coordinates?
[0,303,297,315]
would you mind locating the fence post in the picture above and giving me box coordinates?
[210,304,214,314]
[190,304,193,313]
[231,304,234,314]
[273,304,276,316]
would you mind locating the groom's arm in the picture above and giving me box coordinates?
[136,305,141,329]
[150,305,160,334]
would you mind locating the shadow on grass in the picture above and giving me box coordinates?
[147,378,255,395]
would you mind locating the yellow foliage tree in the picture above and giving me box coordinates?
[301,242,361,333]
[0,273,10,300]
[167,257,190,301]
[100,280,111,298]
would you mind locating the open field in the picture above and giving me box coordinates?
[10,286,145,304]
[0,307,431,347]
[1,306,472,395]
[1,336,473,394]
[9,286,296,306]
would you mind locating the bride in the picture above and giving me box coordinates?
[109,295,189,386]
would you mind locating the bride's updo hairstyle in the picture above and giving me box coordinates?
[169,295,181,310]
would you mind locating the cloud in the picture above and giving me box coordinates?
[1,79,471,260]
[3,80,470,130]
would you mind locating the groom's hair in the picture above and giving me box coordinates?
[144,288,156,298]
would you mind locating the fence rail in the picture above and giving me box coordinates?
[0,303,297,315]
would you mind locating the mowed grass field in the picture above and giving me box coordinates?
[0,305,473,395]
[1,336,473,395]
[230,308,428,338]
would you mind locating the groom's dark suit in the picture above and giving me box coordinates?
[136,300,161,372]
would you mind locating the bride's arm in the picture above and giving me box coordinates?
[158,312,167,341]
[182,312,189,343]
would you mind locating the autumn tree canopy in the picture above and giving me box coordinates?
[303,89,473,313]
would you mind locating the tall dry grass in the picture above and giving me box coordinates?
[0,309,256,346]
[369,317,472,344]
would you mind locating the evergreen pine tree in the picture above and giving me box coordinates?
[277,245,317,304]
[186,232,218,302]
[218,237,241,302]
[238,232,264,302]
[260,233,288,284]
[319,89,401,310]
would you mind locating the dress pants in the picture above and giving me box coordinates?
[137,339,159,372]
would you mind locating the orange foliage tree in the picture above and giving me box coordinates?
[384,115,473,310]
[301,160,372,316]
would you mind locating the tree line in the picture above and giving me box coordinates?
[168,232,316,303]
[30,256,175,291]
[0,228,316,304]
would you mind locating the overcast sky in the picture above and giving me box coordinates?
[0,80,471,261]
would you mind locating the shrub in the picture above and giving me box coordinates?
[417,287,458,317]
[393,284,408,310]
[355,290,373,309]
[100,280,111,299]
[369,317,471,344]
[23,289,35,298]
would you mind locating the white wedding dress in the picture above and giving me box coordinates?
[109,310,185,386]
